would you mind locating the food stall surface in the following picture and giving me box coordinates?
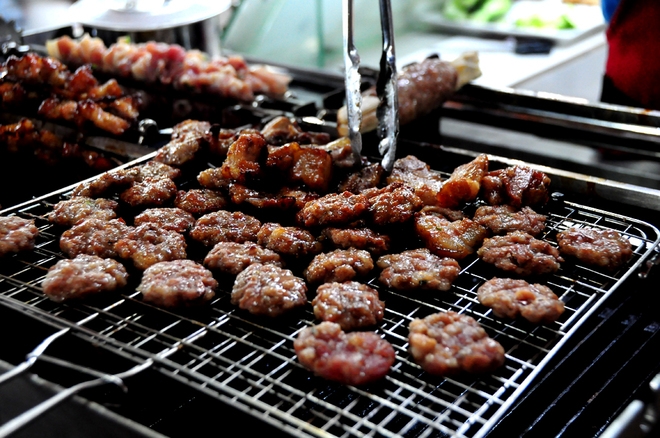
[2,2,660,438]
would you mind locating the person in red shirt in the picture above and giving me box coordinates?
[601,0,660,110]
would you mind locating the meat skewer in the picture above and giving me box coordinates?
[337,52,481,136]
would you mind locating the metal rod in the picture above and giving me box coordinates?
[376,0,399,172]
[342,0,363,162]
[0,328,69,386]
[0,359,153,438]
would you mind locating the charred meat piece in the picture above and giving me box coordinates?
[387,155,444,206]
[309,137,356,168]
[231,263,307,317]
[277,187,320,210]
[338,162,385,194]
[477,278,565,324]
[137,259,217,308]
[312,282,385,330]
[72,161,180,198]
[78,99,132,135]
[229,184,296,210]
[408,311,505,376]
[556,227,633,271]
[204,241,283,275]
[437,154,488,208]
[60,218,129,258]
[220,131,267,183]
[190,210,262,246]
[133,208,195,234]
[47,197,118,227]
[0,81,26,105]
[415,210,487,260]
[119,176,178,208]
[174,189,228,215]
[291,147,333,192]
[267,142,333,192]
[115,223,187,270]
[261,116,330,146]
[304,248,374,284]
[473,205,546,236]
[481,165,551,208]
[154,120,212,166]
[257,222,322,257]
[321,227,391,255]
[363,182,423,226]
[477,231,563,276]
[296,192,369,228]
[294,321,395,385]
[377,248,460,291]
[0,216,39,257]
[42,254,128,302]
[197,167,232,190]
[4,53,68,87]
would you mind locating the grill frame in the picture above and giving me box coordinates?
[1,150,658,438]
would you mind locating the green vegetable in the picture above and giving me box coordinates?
[469,0,512,23]
[442,0,512,23]
[515,13,576,29]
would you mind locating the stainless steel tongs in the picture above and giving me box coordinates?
[342,0,399,172]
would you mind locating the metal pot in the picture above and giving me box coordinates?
[68,0,232,58]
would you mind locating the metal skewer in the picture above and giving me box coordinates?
[342,0,399,171]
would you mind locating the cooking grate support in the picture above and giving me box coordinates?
[0,167,659,438]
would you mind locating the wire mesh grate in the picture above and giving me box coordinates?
[0,172,659,438]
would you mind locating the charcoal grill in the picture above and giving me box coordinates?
[1,138,659,438]
[3,35,660,437]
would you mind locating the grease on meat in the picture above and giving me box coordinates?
[377,248,460,291]
[408,311,505,375]
[477,231,563,276]
[556,227,633,271]
[204,241,283,275]
[137,259,217,308]
[477,278,565,323]
[473,205,546,236]
[231,263,307,317]
[312,282,385,330]
[294,321,395,385]
[42,254,128,302]
[0,216,39,257]
[304,248,374,283]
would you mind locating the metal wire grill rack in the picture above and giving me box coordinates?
[0,167,659,438]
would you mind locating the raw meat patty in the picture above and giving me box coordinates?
[377,248,460,291]
[137,259,217,308]
[312,282,385,330]
[42,254,128,302]
[203,241,283,275]
[477,231,563,276]
[408,311,505,375]
[59,218,129,258]
[190,210,261,246]
[257,222,322,257]
[47,197,118,227]
[133,207,195,234]
[473,205,546,236]
[0,216,39,256]
[321,227,390,255]
[115,223,187,270]
[477,278,565,323]
[304,248,373,283]
[556,227,633,271]
[294,321,395,385]
[231,263,307,317]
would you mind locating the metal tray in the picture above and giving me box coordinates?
[0,145,658,438]
[412,0,606,45]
